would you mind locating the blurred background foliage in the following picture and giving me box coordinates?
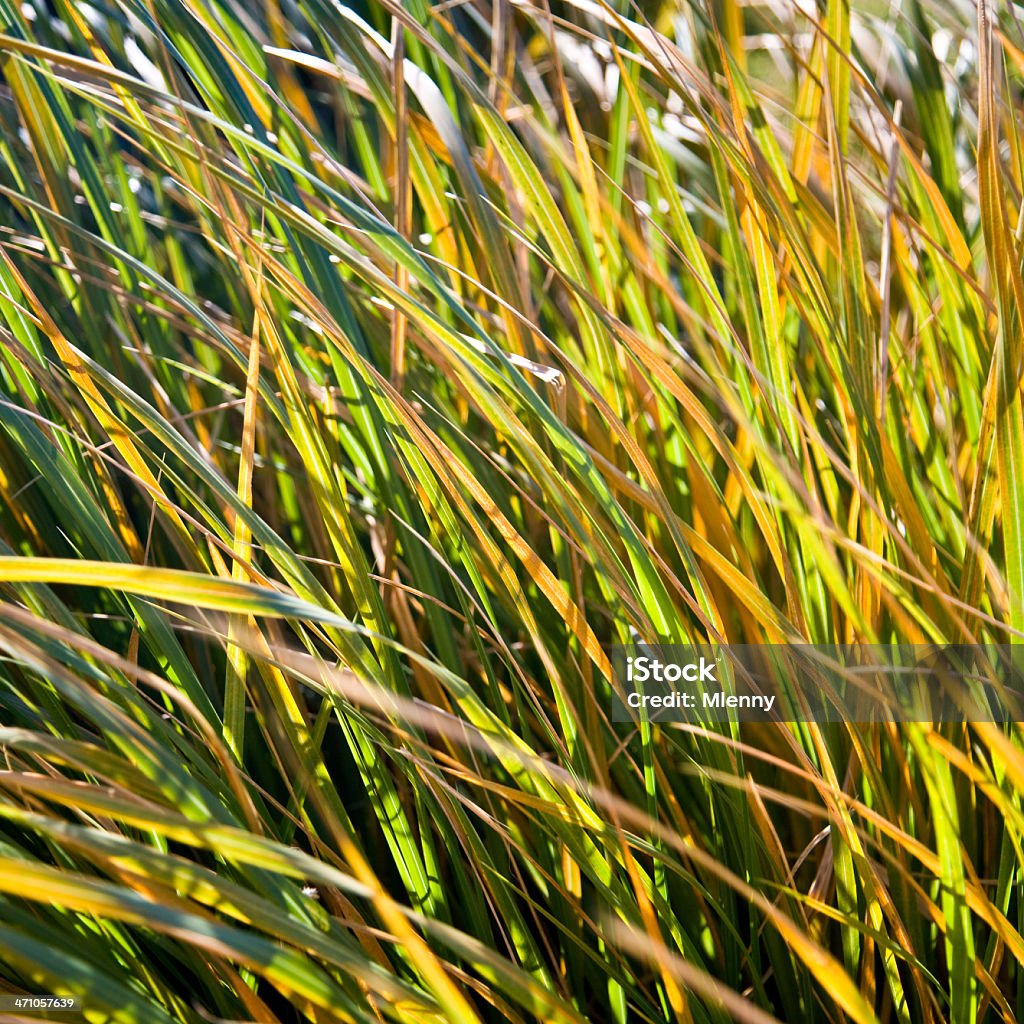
[0,0,1022,1020]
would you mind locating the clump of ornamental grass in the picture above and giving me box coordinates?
[0,0,1020,1020]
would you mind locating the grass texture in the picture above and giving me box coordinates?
[0,0,1021,1019]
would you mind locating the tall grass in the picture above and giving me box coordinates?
[0,0,1021,1019]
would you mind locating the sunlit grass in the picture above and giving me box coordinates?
[0,0,1021,1020]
